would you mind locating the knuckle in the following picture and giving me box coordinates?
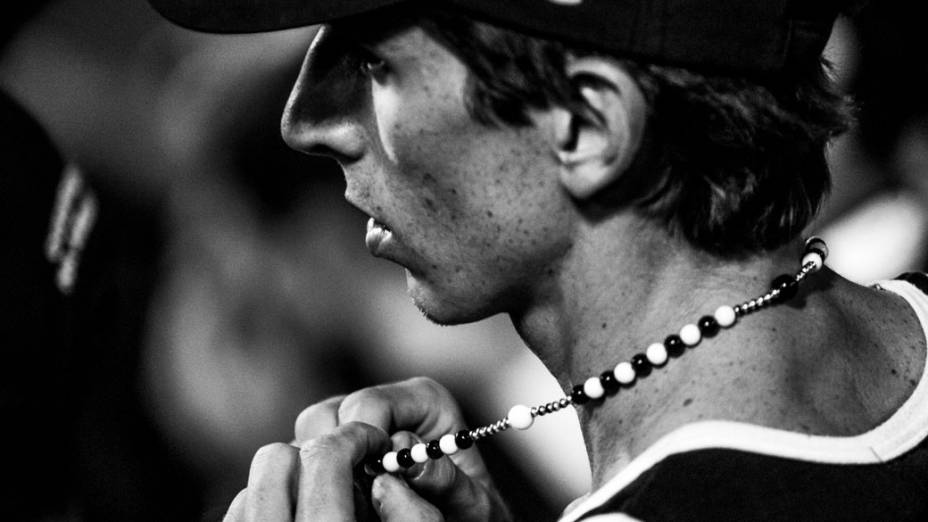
[294,400,337,437]
[338,387,388,418]
[407,375,439,390]
[406,376,458,410]
[251,442,297,470]
[299,433,343,459]
[223,488,247,521]
[299,423,384,462]
[346,387,389,408]
[407,376,449,398]
[338,420,382,442]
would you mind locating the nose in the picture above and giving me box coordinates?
[282,26,368,163]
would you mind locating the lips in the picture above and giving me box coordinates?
[365,217,393,254]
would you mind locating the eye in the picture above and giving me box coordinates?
[357,47,388,78]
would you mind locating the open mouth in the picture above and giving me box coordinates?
[365,217,393,254]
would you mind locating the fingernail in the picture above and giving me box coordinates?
[372,473,406,504]
[406,456,433,481]
[371,475,386,518]
[391,431,428,478]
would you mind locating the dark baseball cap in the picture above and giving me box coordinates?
[147,0,848,75]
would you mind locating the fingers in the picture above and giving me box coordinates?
[294,394,344,443]
[293,378,452,442]
[408,456,506,522]
[229,424,390,521]
[285,378,506,520]
[223,443,300,522]
[330,378,502,519]
[389,432,509,522]
[372,474,444,522]
[246,443,300,521]
[337,378,494,480]
[337,377,464,437]
[223,489,247,522]
[293,378,470,469]
[294,421,391,521]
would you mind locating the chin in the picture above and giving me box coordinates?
[405,270,498,326]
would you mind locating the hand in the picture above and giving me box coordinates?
[224,377,512,521]
[224,421,389,521]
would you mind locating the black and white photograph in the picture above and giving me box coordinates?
[3,1,927,520]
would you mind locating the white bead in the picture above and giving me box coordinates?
[439,434,459,455]
[714,305,736,328]
[507,404,534,430]
[584,377,605,399]
[802,251,823,272]
[646,342,668,366]
[410,443,429,463]
[382,452,400,473]
[680,324,701,346]
[614,362,636,384]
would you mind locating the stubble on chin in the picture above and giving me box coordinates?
[404,269,495,327]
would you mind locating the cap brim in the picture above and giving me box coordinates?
[147,0,829,76]
[147,0,408,33]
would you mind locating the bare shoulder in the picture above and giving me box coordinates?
[823,273,927,427]
[733,271,928,435]
[848,276,925,376]
[631,271,927,446]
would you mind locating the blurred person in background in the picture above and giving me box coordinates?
[1,1,199,519]
[0,3,364,519]
[149,0,928,520]
[1,3,82,519]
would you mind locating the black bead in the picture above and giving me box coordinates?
[426,440,444,459]
[697,315,720,337]
[600,371,620,395]
[806,246,827,260]
[631,353,652,377]
[455,430,474,449]
[571,384,589,404]
[805,237,827,257]
[771,274,798,301]
[664,334,685,357]
[397,448,415,468]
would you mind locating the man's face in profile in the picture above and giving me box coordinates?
[282,16,575,325]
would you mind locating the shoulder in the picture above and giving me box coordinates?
[789,271,928,435]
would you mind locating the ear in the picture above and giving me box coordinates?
[553,56,647,200]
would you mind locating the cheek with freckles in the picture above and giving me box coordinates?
[377,102,483,226]
[387,118,573,322]
[365,32,572,314]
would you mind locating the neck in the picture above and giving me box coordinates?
[509,215,809,486]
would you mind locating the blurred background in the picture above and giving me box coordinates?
[0,1,924,520]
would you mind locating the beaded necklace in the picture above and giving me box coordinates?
[368,237,829,474]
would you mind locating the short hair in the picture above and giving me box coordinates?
[418,10,851,257]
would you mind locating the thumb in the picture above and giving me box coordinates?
[390,432,511,522]
[407,453,510,522]
[372,474,444,522]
